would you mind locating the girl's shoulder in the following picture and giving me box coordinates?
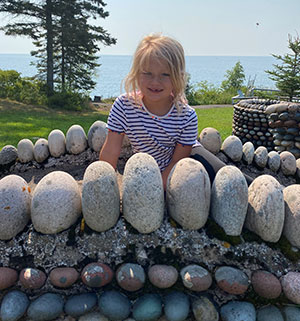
[175,102,197,117]
[114,93,142,108]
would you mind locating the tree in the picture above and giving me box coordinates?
[221,61,245,91]
[266,34,300,101]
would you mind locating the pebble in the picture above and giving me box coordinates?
[268,151,280,172]
[87,120,108,152]
[33,138,50,163]
[192,296,219,321]
[148,265,178,289]
[0,175,31,240]
[256,305,284,321]
[164,291,189,321]
[48,129,66,157]
[0,267,18,290]
[211,165,248,236]
[0,145,17,165]
[31,171,81,234]
[281,271,300,304]
[19,268,47,289]
[66,124,88,154]
[251,270,282,299]
[82,161,120,232]
[254,146,268,168]
[167,158,210,230]
[81,262,113,288]
[17,139,34,163]
[220,301,256,321]
[27,293,64,321]
[180,265,212,292]
[64,293,98,318]
[98,290,131,321]
[242,141,254,165]
[49,267,79,288]
[0,290,29,321]
[122,153,164,233]
[280,151,297,175]
[79,312,109,321]
[199,127,222,154]
[132,294,162,321]
[221,135,243,162]
[282,306,300,321]
[116,263,145,292]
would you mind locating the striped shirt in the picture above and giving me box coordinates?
[107,94,198,171]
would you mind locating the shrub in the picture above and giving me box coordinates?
[47,91,89,111]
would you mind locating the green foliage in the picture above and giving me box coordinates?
[221,61,245,91]
[47,91,89,111]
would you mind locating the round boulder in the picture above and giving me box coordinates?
[0,290,29,321]
[192,296,219,321]
[148,265,178,289]
[48,129,66,157]
[88,120,108,152]
[180,265,212,292]
[167,158,210,230]
[66,124,87,155]
[0,145,17,166]
[116,263,145,292]
[164,291,189,321]
[33,138,49,163]
[220,301,256,321]
[281,272,300,304]
[221,135,243,162]
[49,267,79,288]
[242,141,254,165]
[199,127,222,154]
[132,294,162,321]
[17,139,34,163]
[268,151,280,172]
[19,268,46,289]
[31,171,81,234]
[280,151,296,176]
[81,263,113,288]
[254,146,268,168]
[257,305,284,321]
[0,175,31,240]
[251,270,282,299]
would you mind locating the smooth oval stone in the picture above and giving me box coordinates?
[19,268,46,289]
[199,127,222,154]
[282,306,300,321]
[278,112,289,121]
[164,292,189,321]
[66,124,87,154]
[281,272,300,304]
[82,161,119,232]
[221,135,243,162]
[27,293,64,321]
[0,145,17,165]
[280,151,297,176]
[48,129,66,157]
[220,301,256,321]
[167,158,210,230]
[254,146,268,168]
[148,265,178,289]
[122,153,164,233]
[257,305,284,321]
[268,151,280,172]
[245,175,284,242]
[87,120,108,152]
[0,290,29,321]
[33,138,49,163]
[31,171,81,234]
[251,270,281,299]
[116,263,145,292]
[211,165,248,236]
[192,296,219,321]
[0,267,18,290]
[132,294,162,321]
[180,265,212,292]
[65,293,97,317]
[81,263,113,288]
[215,266,249,294]
[79,312,109,321]
[49,267,79,288]
[242,141,254,165]
[17,139,34,163]
[98,290,131,321]
[0,175,31,240]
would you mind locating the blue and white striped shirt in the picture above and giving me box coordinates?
[107,94,198,171]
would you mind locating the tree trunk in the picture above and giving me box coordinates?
[46,0,54,95]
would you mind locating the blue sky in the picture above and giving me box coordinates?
[0,0,299,56]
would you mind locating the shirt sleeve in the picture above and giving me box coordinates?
[107,96,127,133]
[177,108,198,146]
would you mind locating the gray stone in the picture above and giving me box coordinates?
[48,129,66,157]
[0,145,17,165]
[132,294,162,321]
[282,306,300,321]
[268,151,280,172]
[254,146,268,168]
[192,296,219,321]
[122,153,164,233]
[79,313,109,321]
[245,175,284,242]
[31,171,81,234]
[0,175,31,240]
[164,292,189,321]
[221,135,243,162]
[242,141,254,165]
[281,272,300,304]
[180,265,212,292]
[66,124,87,154]
[87,120,108,152]
[33,138,50,163]
[82,161,119,232]
[17,139,34,163]
[148,265,178,289]
[199,127,222,155]
[211,166,248,236]
[167,158,210,230]
[283,185,300,248]
[220,301,255,321]
[257,305,283,321]
[0,290,29,321]
[280,151,297,176]
[65,293,97,318]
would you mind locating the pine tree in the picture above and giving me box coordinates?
[221,61,245,91]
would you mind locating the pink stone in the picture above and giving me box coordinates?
[116,263,145,292]
[81,263,113,288]
[0,267,18,290]
[148,265,178,289]
[180,265,212,292]
[281,272,300,304]
[49,267,79,288]
[251,270,282,299]
[19,268,47,289]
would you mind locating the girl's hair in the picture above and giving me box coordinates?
[124,33,187,110]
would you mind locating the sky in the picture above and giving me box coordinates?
[0,0,299,56]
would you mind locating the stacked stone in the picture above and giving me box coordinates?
[233,99,279,151]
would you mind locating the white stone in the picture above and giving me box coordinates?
[283,185,300,248]
[199,127,222,155]
[33,138,49,163]
[17,139,34,163]
[48,129,66,157]
[87,121,108,152]
[254,146,268,168]
[221,135,243,162]
[0,175,31,240]
[245,175,284,242]
[268,151,281,172]
[82,161,119,232]
[31,171,81,234]
[122,153,164,233]
[66,125,87,155]
[280,151,296,176]
[211,166,248,236]
[167,158,210,230]
[242,142,254,165]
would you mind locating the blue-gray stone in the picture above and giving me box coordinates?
[164,291,189,321]
[282,306,300,321]
[98,290,131,321]
[220,301,256,321]
[65,293,97,318]
[0,290,29,321]
[27,293,64,321]
[257,305,283,321]
[132,294,162,321]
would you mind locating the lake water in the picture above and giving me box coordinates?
[0,54,277,99]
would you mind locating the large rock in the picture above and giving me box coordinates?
[33,138,49,163]
[82,161,119,232]
[280,151,296,176]
[0,175,31,240]
[167,158,210,230]
[66,124,87,155]
[0,145,17,165]
[221,135,243,162]
[199,127,222,154]
[31,171,81,234]
[268,151,280,172]
[88,120,108,152]
[122,153,164,233]
[254,146,268,168]
[211,165,248,236]
[48,129,66,157]
[242,142,254,165]
[17,139,34,163]
[245,175,284,242]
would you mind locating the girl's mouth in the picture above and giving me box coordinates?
[148,88,163,93]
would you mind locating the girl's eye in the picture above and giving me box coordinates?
[162,73,170,77]
[142,72,151,76]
